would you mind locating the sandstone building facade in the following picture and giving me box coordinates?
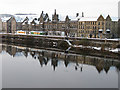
[0,10,119,38]
[0,18,2,32]
[78,15,118,38]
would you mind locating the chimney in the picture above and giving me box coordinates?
[42,11,44,14]
[54,9,56,15]
[82,12,84,17]
[76,13,79,17]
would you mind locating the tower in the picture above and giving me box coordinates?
[52,9,59,22]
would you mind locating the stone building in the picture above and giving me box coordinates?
[7,17,16,33]
[1,17,16,33]
[0,18,2,33]
[118,19,120,38]
[1,17,10,33]
[64,15,78,37]
[43,10,79,36]
[17,10,79,36]
[78,17,98,38]
[20,15,40,33]
[21,17,29,33]
[1,10,118,38]
[78,15,118,38]
[39,11,49,31]
[111,21,118,38]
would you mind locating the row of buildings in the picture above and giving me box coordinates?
[0,10,119,38]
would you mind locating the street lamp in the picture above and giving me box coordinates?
[106,29,111,39]
[103,29,110,44]
[99,29,103,38]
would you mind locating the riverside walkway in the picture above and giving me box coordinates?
[0,33,119,44]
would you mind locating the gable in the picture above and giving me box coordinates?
[106,15,112,21]
[97,15,105,21]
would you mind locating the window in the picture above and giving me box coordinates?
[95,26,96,29]
[98,26,100,29]
[106,22,108,26]
[98,22,100,25]
[102,22,104,25]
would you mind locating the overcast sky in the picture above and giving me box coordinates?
[0,0,119,17]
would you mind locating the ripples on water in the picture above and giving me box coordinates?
[1,43,120,88]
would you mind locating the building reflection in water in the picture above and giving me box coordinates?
[1,44,120,73]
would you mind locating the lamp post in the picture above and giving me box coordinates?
[99,29,103,39]
[104,29,110,44]
[106,29,110,38]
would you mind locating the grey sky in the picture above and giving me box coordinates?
[0,0,119,17]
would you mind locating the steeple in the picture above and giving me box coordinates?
[52,9,59,22]
[40,11,44,17]
[65,15,70,22]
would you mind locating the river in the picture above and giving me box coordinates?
[0,42,120,88]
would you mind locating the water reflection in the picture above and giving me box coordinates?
[1,44,120,73]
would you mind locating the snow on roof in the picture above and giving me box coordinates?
[14,16,24,22]
[1,17,11,22]
[111,17,118,21]
[79,17,98,21]
[59,15,65,21]
[34,20,39,24]
[42,14,46,18]
[101,14,107,19]
[59,15,79,21]
[69,16,79,21]
[14,14,39,23]
[101,14,118,21]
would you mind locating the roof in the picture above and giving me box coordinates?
[111,17,118,21]
[102,14,118,21]
[59,15,65,21]
[34,19,39,24]
[59,15,79,21]
[79,17,98,21]
[69,16,79,21]
[14,14,39,23]
[1,17,11,22]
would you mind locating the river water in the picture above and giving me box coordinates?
[0,43,120,88]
